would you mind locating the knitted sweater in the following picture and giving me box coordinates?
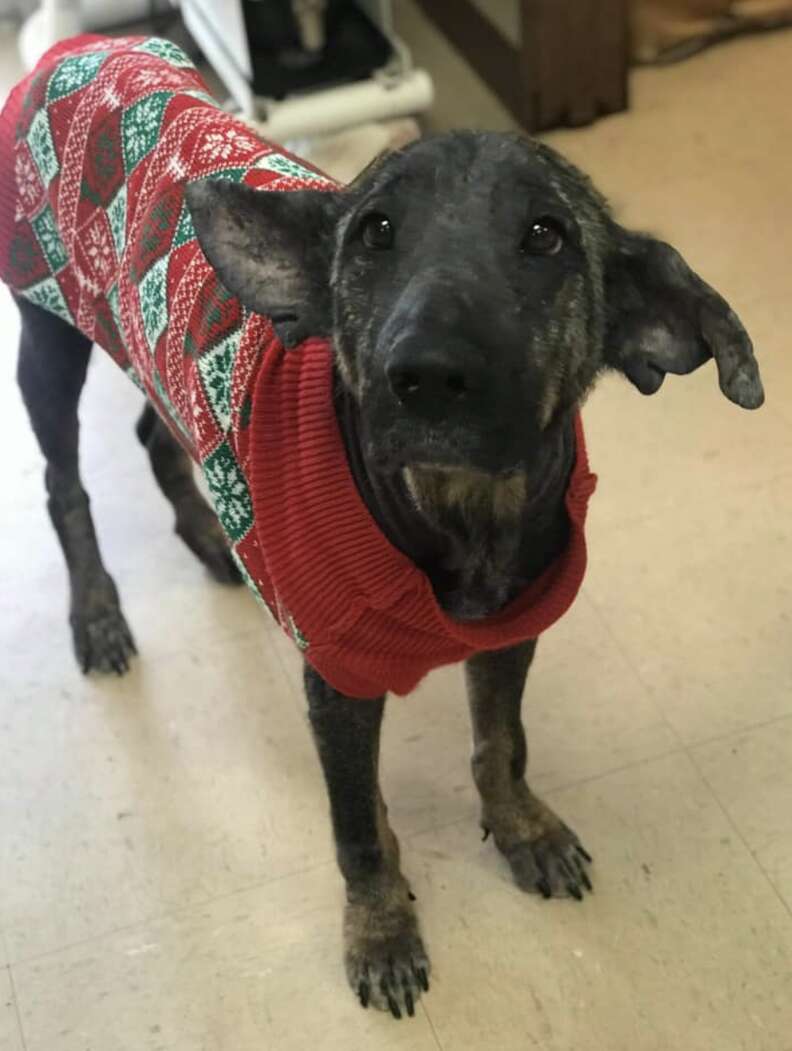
[0,35,597,698]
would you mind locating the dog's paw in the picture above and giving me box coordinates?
[502,826,593,901]
[71,604,137,676]
[344,900,430,1019]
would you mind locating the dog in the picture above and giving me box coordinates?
[0,36,764,1019]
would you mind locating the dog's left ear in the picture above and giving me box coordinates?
[603,228,764,409]
[185,179,343,348]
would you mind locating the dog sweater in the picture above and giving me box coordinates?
[0,35,597,698]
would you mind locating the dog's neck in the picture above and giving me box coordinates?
[334,381,575,621]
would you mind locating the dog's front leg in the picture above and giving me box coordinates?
[304,664,429,1018]
[466,642,593,900]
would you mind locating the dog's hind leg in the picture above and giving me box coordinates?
[16,297,137,674]
[466,641,593,900]
[304,664,430,1019]
[135,402,241,585]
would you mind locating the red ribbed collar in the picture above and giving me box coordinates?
[248,337,597,676]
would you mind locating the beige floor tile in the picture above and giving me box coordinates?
[11,865,441,1051]
[1,635,337,963]
[692,717,792,910]
[584,471,792,745]
[546,30,792,200]
[410,751,792,1051]
[0,965,24,1051]
[593,158,792,313]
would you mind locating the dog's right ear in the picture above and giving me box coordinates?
[185,179,343,348]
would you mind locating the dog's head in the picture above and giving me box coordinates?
[186,132,763,476]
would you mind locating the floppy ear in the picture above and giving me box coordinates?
[184,179,343,348]
[603,229,764,409]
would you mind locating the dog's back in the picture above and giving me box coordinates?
[0,34,333,442]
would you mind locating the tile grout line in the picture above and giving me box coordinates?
[686,749,792,925]
[5,854,338,970]
[402,745,686,852]
[676,707,792,754]
[579,589,689,752]
[420,997,445,1051]
[583,583,792,752]
[4,740,688,972]
[5,963,28,1051]
[584,587,792,919]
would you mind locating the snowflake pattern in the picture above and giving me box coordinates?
[31,205,68,272]
[22,276,72,322]
[167,153,187,180]
[203,441,254,543]
[138,254,169,352]
[199,127,258,163]
[107,186,127,257]
[132,37,193,68]
[121,92,169,174]
[46,50,107,102]
[26,109,58,186]
[14,147,43,215]
[83,215,115,286]
[254,152,327,183]
[197,335,235,432]
[128,66,187,94]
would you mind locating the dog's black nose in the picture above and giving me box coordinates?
[386,349,483,414]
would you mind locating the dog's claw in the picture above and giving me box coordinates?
[358,981,369,1008]
[576,845,593,864]
[415,966,429,992]
[505,825,594,900]
[404,988,414,1017]
[481,827,491,842]
[387,993,401,1020]
[577,861,593,892]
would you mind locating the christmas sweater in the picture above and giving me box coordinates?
[0,35,597,698]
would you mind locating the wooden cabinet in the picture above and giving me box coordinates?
[414,0,630,132]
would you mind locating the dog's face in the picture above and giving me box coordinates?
[187,132,763,476]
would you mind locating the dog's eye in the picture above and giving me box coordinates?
[521,218,565,256]
[360,213,394,250]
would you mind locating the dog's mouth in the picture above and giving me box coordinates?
[364,420,521,477]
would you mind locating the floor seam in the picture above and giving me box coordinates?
[685,748,792,923]
[681,708,792,753]
[421,998,445,1051]
[5,855,338,969]
[580,589,688,752]
[6,963,28,1051]
[583,592,792,920]
[583,585,792,751]
[402,744,686,849]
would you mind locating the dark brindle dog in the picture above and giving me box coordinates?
[5,41,763,1022]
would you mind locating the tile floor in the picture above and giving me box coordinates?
[2,7,792,1050]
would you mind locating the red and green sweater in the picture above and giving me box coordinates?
[0,35,597,698]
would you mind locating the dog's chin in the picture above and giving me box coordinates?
[364,424,521,477]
